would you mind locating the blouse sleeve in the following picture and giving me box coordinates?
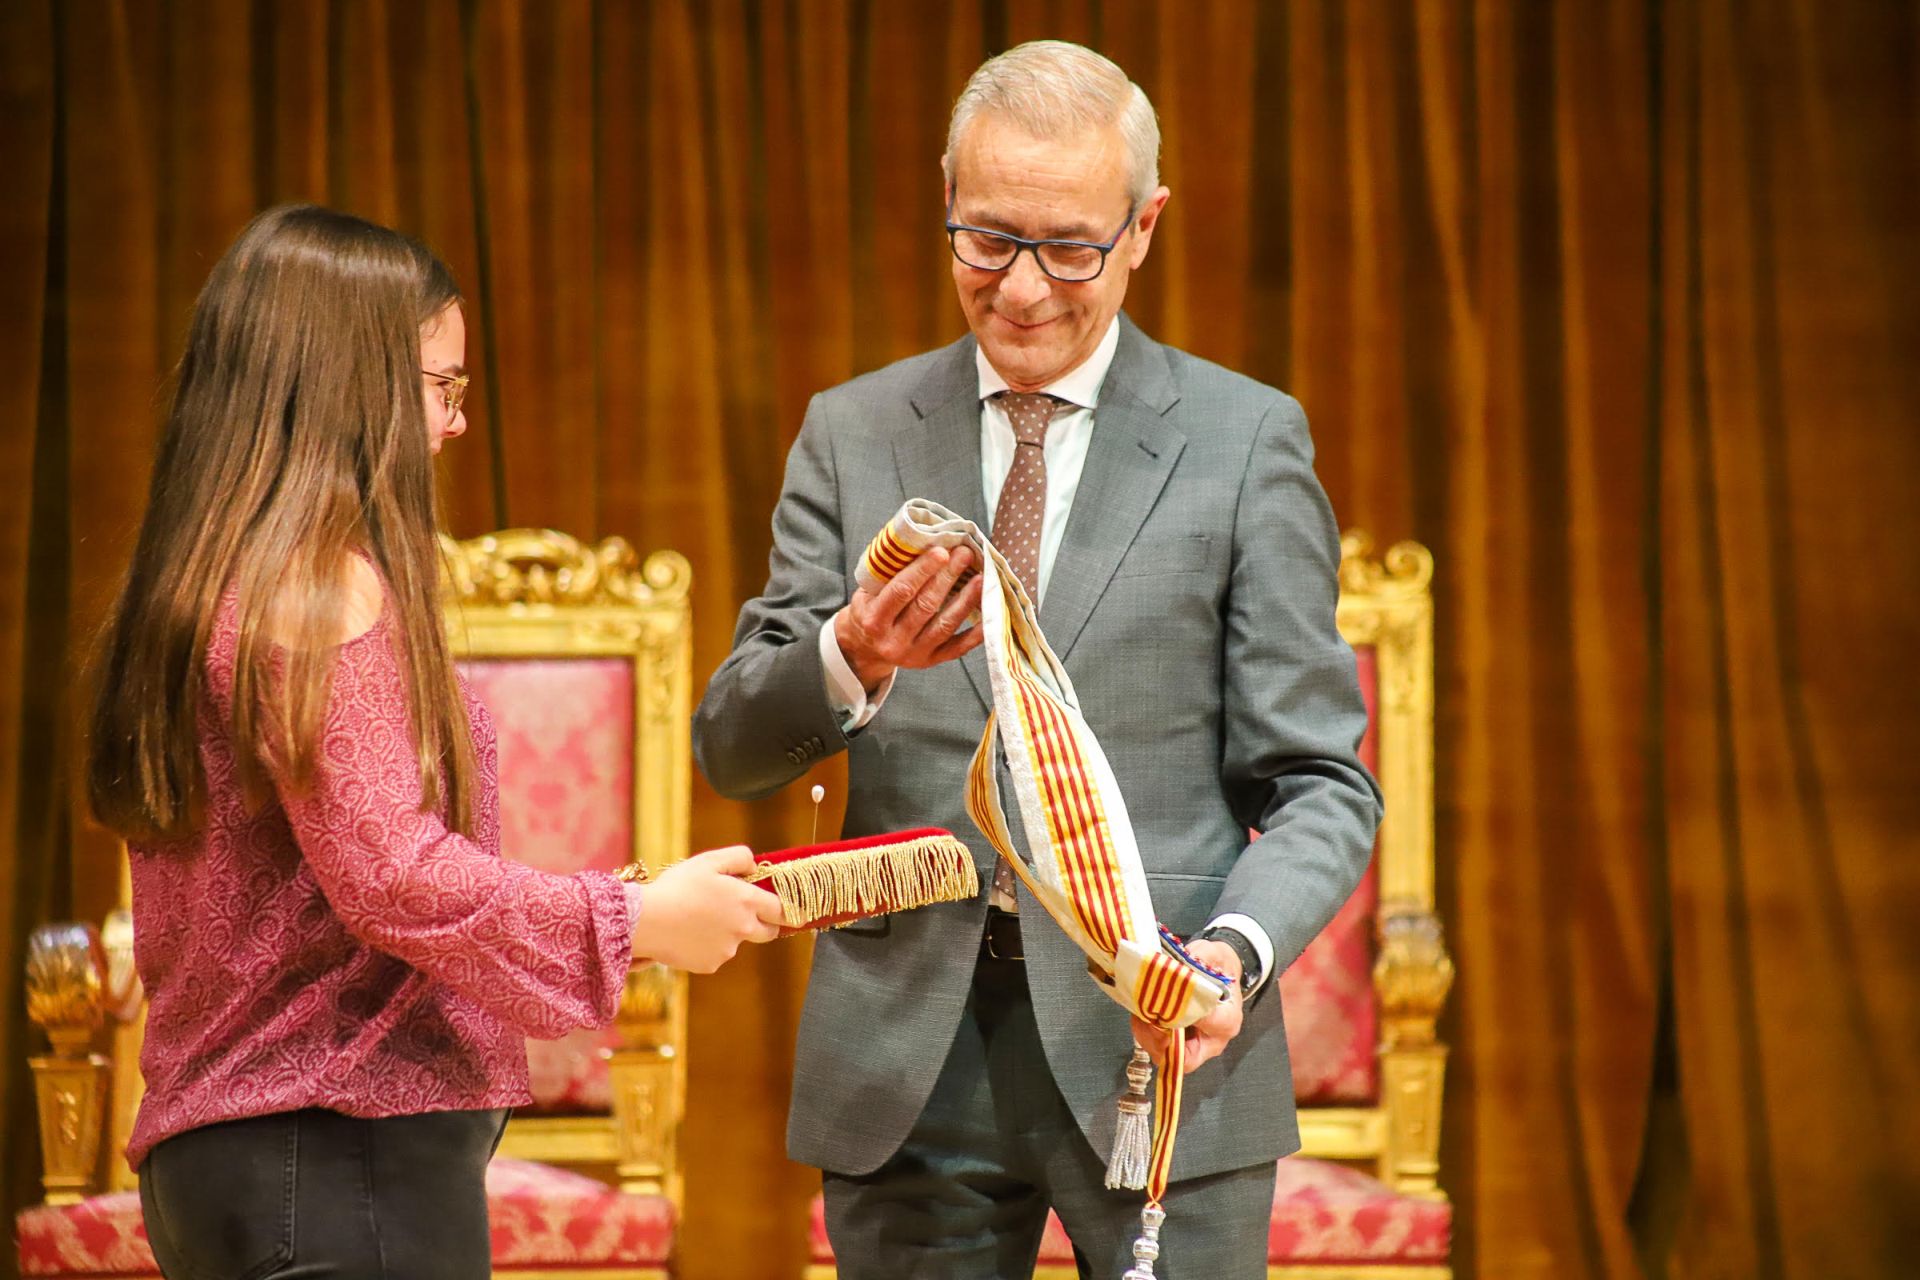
[268,621,634,1039]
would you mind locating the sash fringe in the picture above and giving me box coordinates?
[750,835,979,931]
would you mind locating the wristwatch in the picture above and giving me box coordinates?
[1194,926,1263,1001]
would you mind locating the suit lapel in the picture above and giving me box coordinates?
[1040,320,1186,664]
[898,339,994,711]
[1040,391,1186,664]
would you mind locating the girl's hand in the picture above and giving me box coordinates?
[630,845,786,974]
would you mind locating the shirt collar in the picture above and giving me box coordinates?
[975,315,1121,411]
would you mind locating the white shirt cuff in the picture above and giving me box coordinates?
[1205,912,1276,995]
[819,611,894,732]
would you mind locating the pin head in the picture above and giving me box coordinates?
[810,784,825,804]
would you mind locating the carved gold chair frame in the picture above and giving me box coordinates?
[24,529,695,1280]
[1242,530,1454,1280]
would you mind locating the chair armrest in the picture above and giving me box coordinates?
[1372,902,1455,1197]
[605,963,687,1209]
[25,924,110,1205]
[100,905,147,1192]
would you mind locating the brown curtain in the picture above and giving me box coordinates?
[3,3,1915,1278]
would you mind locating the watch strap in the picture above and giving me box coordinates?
[1196,926,1262,996]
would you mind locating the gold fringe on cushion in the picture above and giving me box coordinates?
[748,834,979,931]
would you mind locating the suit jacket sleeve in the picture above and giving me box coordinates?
[693,393,855,801]
[1212,395,1384,972]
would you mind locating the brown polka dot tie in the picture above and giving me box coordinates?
[988,390,1063,913]
[991,392,1063,600]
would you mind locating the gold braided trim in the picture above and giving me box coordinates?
[751,835,979,931]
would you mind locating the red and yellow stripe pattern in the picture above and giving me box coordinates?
[1000,616,1133,954]
[1132,951,1201,1026]
[1147,1032,1187,1202]
[860,521,922,584]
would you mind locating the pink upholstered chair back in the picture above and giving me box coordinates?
[1278,646,1381,1106]
[461,657,637,1112]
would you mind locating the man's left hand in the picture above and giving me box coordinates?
[1129,939,1244,1075]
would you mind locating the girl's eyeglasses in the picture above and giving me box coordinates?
[423,370,469,417]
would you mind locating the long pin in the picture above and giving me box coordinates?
[809,784,825,844]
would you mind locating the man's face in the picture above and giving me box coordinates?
[947,113,1169,392]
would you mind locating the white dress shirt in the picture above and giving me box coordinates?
[818,317,1275,993]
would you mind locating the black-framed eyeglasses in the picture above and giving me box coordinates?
[422,369,469,417]
[945,192,1138,283]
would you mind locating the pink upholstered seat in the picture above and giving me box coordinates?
[16,1193,155,1278]
[1259,1158,1451,1266]
[486,1157,676,1269]
[15,1159,675,1277]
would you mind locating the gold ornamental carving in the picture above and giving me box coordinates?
[27,924,110,1205]
[1374,905,1456,1049]
[618,1076,668,1165]
[1336,529,1436,909]
[617,963,678,1047]
[439,529,693,609]
[1338,530,1433,598]
[26,925,106,1055]
[635,622,688,728]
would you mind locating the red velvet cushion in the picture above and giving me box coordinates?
[463,656,636,1114]
[1280,643,1381,1105]
[808,1156,1448,1268]
[1263,1157,1451,1264]
[487,1157,675,1268]
[16,1193,157,1277]
[16,1160,674,1277]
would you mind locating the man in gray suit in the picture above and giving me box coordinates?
[694,40,1380,1279]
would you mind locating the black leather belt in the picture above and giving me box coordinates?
[982,907,1024,962]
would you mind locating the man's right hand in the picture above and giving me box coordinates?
[834,545,985,691]
[631,845,787,974]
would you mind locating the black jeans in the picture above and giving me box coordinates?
[138,1107,508,1280]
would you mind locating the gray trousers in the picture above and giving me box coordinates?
[823,951,1274,1279]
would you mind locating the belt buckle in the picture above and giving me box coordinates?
[984,909,1023,962]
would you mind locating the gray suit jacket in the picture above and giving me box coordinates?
[693,315,1381,1181]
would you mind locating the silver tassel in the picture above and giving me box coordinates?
[1104,1047,1154,1190]
[1121,1203,1167,1280]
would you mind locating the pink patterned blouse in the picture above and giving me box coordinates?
[124,598,635,1168]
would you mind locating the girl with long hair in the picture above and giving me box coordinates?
[87,204,785,1278]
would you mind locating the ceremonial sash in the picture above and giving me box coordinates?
[858,499,1229,1268]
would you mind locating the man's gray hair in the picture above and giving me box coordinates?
[943,41,1161,208]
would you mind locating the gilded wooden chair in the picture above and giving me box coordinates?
[16,529,694,1280]
[804,532,1455,1280]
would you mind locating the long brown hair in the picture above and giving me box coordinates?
[89,204,475,841]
